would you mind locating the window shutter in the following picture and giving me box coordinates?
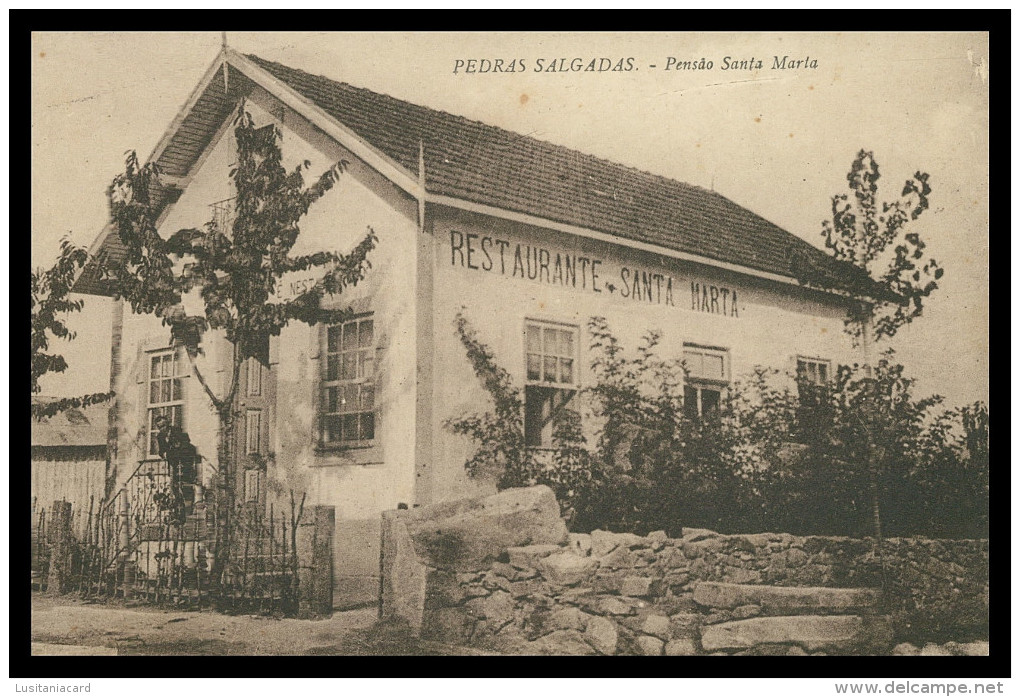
[268,335,280,366]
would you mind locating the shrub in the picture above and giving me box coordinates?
[446,314,988,539]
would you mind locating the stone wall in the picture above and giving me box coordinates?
[380,486,988,655]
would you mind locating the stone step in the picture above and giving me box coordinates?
[700,615,893,653]
[693,582,882,615]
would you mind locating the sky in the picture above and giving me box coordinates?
[30,31,989,407]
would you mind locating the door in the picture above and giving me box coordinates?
[234,337,275,511]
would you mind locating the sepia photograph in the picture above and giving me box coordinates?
[27,29,991,669]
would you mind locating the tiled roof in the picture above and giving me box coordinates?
[74,53,876,298]
[247,55,872,294]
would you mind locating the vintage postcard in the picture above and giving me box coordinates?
[29,31,990,668]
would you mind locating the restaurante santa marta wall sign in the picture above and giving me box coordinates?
[448,230,741,318]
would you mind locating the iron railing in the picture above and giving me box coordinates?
[32,460,305,615]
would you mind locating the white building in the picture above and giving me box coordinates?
[75,49,872,608]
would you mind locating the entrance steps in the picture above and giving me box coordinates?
[693,582,892,655]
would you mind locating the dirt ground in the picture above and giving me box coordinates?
[30,594,493,656]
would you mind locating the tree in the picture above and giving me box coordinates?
[795,149,943,554]
[444,310,538,490]
[31,237,113,419]
[798,149,942,342]
[106,103,377,583]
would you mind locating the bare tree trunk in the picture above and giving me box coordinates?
[210,407,235,594]
[202,346,243,597]
[859,313,884,555]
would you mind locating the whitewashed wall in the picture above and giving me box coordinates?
[112,94,419,608]
[428,206,862,501]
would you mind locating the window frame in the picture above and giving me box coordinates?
[682,343,730,420]
[145,346,189,459]
[795,355,832,387]
[523,318,581,449]
[317,313,377,451]
[793,355,834,440]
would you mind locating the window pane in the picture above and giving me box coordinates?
[683,351,702,377]
[173,378,183,401]
[323,415,341,443]
[361,351,374,379]
[150,431,159,456]
[360,385,374,411]
[359,320,374,348]
[560,330,574,358]
[560,358,574,385]
[706,354,725,379]
[341,353,357,380]
[702,388,720,415]
[360,413,375,441]
[150,381,160,403]
[684,385,699,421]
[151,357,161,378]
[543,357,557,383]
[818,363,828,383]
[343,322,357,349]
[524,385,546,447]
[526,325,541,353]
[172,405,183,426]
[327,326,341,352]
[342,384,359,413]
[324,386,338,413]
[161,380,172,403]
[342,414,359,441]
[527,354,541,381]
[161,354,173,377]
[543,328,558,355]
[326,356,338,381]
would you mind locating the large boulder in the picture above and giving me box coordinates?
[700,615,893,653]
[400,485,568,571]
[379,513,429,632]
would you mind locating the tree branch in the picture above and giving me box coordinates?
[187,352,224,413]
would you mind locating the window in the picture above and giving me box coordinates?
[796,357,831,388]
[147,348,188,457]
[682,345,729,420]
[320,315,375,447]
[524,320,579,447]
[796,356,832,421]
[210,197,236,235]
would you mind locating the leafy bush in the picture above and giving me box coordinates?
[446,313,988,539]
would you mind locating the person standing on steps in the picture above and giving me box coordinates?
[154,415,199,525]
